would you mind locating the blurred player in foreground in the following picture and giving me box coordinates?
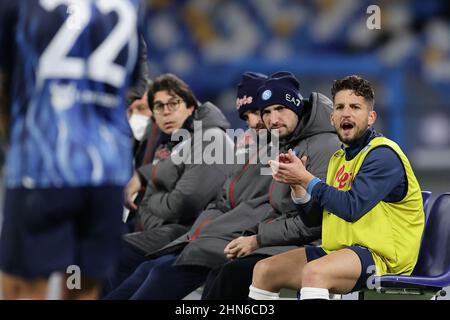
[0,0,145,299]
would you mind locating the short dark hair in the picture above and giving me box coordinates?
[331,75,375,108]
[127,79,151,106]
[147,73,198,111]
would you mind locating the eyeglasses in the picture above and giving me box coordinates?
[153,99,183,115]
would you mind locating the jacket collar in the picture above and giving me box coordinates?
[343,127,382,161]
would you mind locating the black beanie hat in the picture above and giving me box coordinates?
[257,71,304,116]
[236,72,268,120]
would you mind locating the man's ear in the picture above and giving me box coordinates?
[368,110,377,127]
[330,111,335,127]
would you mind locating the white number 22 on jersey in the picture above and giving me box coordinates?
[38,0,138,88]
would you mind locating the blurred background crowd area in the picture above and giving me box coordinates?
[144,0,450,193]
[0,0,449,193]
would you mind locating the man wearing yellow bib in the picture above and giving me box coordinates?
[248,75,424,300]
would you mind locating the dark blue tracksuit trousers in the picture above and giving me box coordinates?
[103,253,209,300]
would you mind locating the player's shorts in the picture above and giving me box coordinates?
[305,245,376,292]
[0,186,124,281]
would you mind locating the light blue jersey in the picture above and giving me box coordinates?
[0,0,145,188]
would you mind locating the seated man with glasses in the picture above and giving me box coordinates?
[106,73,234,292]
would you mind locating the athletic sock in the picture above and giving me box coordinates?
[248,285,280,300]
[299,287,330,300]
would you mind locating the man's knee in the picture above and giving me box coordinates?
[301,261,327,287]
[252,259,274,283]
[148,263,172,281]
[133,260,157,279]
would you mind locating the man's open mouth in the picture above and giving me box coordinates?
[341,122,354,132]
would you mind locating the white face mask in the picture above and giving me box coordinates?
[129,114,150,141]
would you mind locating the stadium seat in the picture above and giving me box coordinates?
[422,191,432,220]
[360,192,450,300]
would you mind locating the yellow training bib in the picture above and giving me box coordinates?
[322,137,424,275]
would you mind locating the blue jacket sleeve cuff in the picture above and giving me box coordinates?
[306,177,321,195]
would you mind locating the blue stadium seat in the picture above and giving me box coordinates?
[422,191,432,211]
[360,192,450,299]
[422,191,432,220]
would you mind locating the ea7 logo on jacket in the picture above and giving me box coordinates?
[335,165,354,189]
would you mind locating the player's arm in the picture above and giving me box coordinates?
[130,0,150,91]
[128,35,150,98]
